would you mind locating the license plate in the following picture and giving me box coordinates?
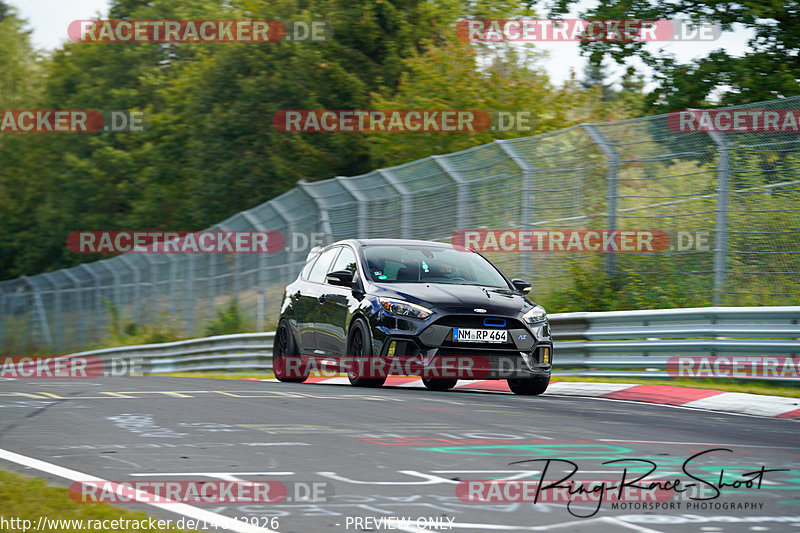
[452,328,507,343]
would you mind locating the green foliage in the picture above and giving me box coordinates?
[368,37,592,164]
[101,314,186,346]
[0,469,199,532]
[547,0,800,111]
[0,0,540,280]
[0,4,41,108]
[203,299,250,337]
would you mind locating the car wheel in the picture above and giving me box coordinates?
[273,319,308,383]
[422,377,458,391]
[346,318,386,388]
[507,376,549,396]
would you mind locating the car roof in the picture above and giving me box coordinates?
[335,238,458,249]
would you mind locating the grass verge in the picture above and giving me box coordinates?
[0,469,197,532]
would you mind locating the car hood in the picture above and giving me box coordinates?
[372,283,531,312]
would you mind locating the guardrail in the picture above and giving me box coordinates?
[62,332,275,374]
[51,306,800,380]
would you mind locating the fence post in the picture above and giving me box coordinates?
[98,261,119,339]
[167,254,179,320]
[41,273,61,352]
[207,251,216,317]
[271,201,296,282]
[78,264,102,343]
[0,285,5,351]
[139,254,158,325]
[243,210,270,331]
[431,155,468,232]
[62,269,82,351]
[497,140,535,280]
[215,222,239,311]
[378,169,412,239]
[709,131,730,306]
[257,293,265,332]
[186,255,195,335]
[23,276,53,348]
[336,176,369,238]
[298,179,333,239]
[119,256,141,329]
[581,124,619,278]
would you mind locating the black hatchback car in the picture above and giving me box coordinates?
[273,239,553,395]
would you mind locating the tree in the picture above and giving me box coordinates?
[547,0,800,111]
[0,2,41,108]
[0,0,534,278]
[368,39,588,165]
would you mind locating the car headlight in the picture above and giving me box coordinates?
[523,305,547,324]
[379,298,433,319]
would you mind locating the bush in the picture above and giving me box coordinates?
[203,299,250,337]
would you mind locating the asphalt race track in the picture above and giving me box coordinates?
[1,376,798,533]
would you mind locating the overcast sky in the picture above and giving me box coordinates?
[12,0,755,89]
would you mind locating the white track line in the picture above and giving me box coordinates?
[0,447,277,533]
[257,378,800,419]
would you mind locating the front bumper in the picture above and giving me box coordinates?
[375,312,553,379]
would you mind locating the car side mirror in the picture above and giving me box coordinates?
[511,279,531,294]
[326,270,354,287]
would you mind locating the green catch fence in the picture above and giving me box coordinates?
[2,96,799,353]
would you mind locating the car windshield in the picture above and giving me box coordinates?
[363,245,509,287]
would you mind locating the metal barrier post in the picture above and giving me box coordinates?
[378,169,412,239]
[497,140,535,279]
[78,264,102,343]
[431,155,468,232]
[41,273,61,351]
[298,179,334,238]
[581,124,619,278]
[62,269,83,350]
[119,256,141,329]
[243,210,271,331]
[337,177,369,238]
[709,131,730,306]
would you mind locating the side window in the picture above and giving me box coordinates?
[307,247,340,283]
[300,255,318,280]
[329,246,357,276]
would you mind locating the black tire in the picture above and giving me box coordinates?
[346,318,386,388]
[507,376,550,396]
[422,377,458,391]
[273,319,308,383]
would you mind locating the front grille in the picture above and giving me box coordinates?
[436,349,524,358]
[433,315,525,329]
